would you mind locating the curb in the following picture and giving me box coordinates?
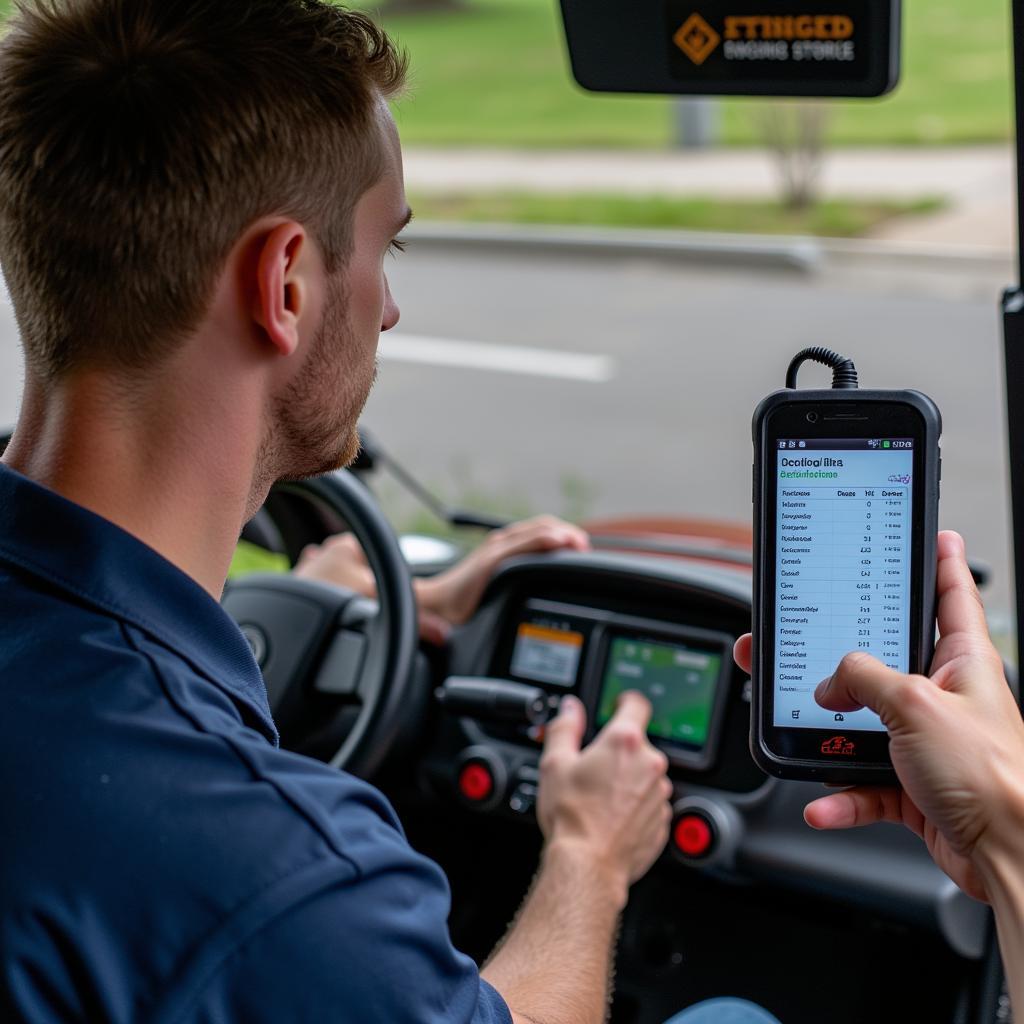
[812,236,1015,274]
[404,221,1017,276]
[404,221,823,273]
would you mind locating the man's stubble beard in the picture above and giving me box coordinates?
[253,274,379,503]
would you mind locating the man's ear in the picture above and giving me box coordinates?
[252,222,310,357]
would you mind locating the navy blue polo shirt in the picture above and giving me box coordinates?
[0,464,512,1024]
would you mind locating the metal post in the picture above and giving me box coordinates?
[673,98,719,148]
[1003,0,1024,680]
[1014,0,1024,287]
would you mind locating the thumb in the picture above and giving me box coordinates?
[815,651,911,724]
[543,695,586,759]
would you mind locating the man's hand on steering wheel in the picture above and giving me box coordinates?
[295,515,591,645]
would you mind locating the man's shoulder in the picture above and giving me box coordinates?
[0,554,410,869]
[0,557,115,627]
[0,561,148,692]
[0,559,407,861]
[0,558,443,1020]
[0,564,223,725]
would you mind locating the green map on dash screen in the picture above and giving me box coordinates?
[597,637,720,747]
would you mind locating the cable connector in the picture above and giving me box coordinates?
[786,347,859,390]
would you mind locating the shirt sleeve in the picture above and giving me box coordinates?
[188,832,514,1024]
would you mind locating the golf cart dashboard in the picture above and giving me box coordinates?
[418,549,990,965]
[440,550,762,792]
[476,605,758,793]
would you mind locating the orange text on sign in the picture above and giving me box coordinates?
[724,15,855,40]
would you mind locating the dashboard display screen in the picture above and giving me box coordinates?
[597,636,722,748]
[510,622,584,687]
[774,439,913,732]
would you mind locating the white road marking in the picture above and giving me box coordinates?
[378,333,615,383]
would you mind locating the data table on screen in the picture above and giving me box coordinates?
[773,446,912,730]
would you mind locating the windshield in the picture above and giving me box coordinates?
[0,0,1014,659]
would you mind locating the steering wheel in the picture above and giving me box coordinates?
[221,470,419,779]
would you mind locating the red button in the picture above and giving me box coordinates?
[458,763,494,802]
[673,814,714,858]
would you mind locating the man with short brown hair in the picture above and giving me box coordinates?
[0,3,674,1021]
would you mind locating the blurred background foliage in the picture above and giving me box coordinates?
[362,0,1013,147]
[0,0,1008,147]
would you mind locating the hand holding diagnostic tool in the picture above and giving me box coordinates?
[735,533,1024,915]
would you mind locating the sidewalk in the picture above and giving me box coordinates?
[403,144,1016,251]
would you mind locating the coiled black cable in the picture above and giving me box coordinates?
[785,347,859,390]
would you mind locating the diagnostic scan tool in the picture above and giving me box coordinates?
[751,348,941,783]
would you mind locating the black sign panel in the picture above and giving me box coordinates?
[559,0,900,97]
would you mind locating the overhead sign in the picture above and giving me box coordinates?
[559,0,901,98]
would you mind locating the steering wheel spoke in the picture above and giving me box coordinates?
[313,628,369,698]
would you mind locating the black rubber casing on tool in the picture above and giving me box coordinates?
[752,389,941,783]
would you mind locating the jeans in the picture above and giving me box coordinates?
[663,997,783,1024]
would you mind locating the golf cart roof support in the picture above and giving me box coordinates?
[1004,0,1024,689]
[1014,0,1024,289]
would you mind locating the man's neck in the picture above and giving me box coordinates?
[4,369,266,599]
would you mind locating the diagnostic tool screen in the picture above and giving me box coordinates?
[597,636,722,748]
[774,438,913,731]
[510,622,584,687]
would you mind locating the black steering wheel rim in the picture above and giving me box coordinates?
[223,470,419,779]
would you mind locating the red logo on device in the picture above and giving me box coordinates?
[821,736,855,756]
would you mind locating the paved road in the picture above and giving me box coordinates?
[0,245,1015,636]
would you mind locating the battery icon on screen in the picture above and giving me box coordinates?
[883,440,891,448]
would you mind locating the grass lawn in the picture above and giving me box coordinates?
[408,192,945,237]
[0,0,1012,146]
[229,541,290,579]
[376,0,1014,146]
